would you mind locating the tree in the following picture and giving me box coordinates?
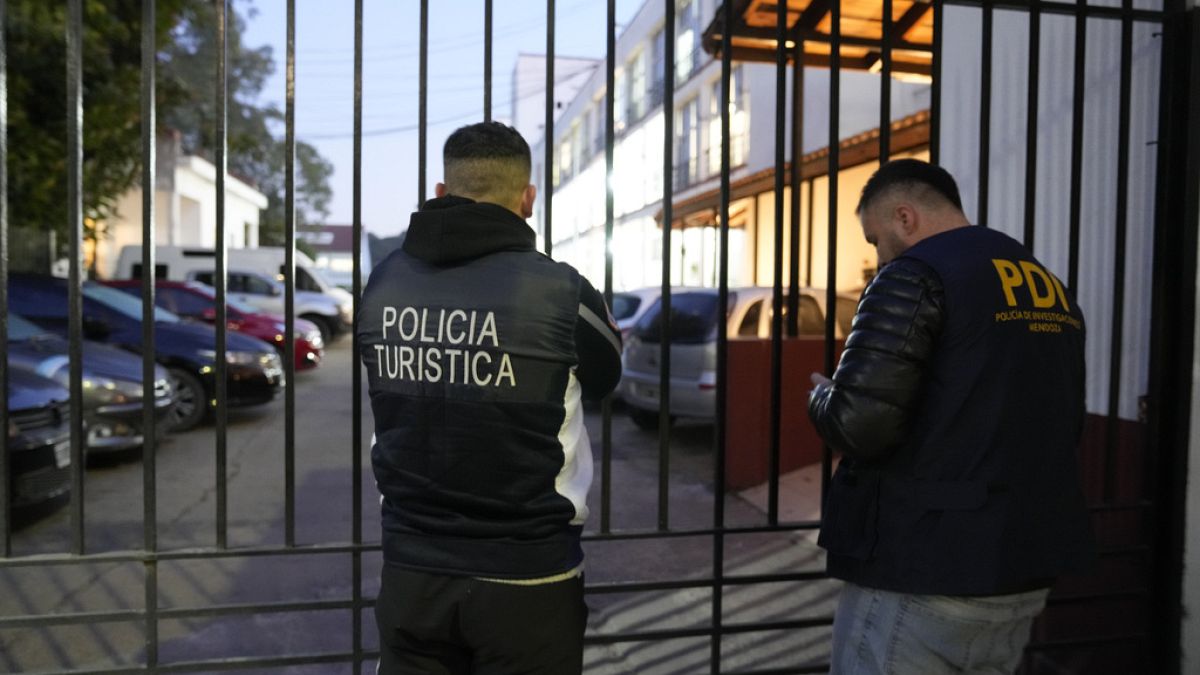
[4,0,334,263]
[5,0,192,252]
[159,0,333,248]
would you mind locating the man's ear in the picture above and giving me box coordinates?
[895,203,919,236]
[520,184,537,219]
[435,182,448,198]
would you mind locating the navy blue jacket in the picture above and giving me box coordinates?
[358,196,622,579]
[809,226,1095,595]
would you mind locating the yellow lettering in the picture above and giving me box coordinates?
[992,259,1023,306]
[1048,272,1071,312]
[1019,261,1056,308]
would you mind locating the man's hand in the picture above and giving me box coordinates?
[810,372,832,389]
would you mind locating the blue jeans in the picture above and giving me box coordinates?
[829,582,1049,675]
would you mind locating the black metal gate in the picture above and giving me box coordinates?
[0,0,1196,673]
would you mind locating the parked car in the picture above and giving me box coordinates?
[7,369,72,510]
[104,280,324,371]
[620,286,858,429]
[187,269,345,344]
[612,287,661,342]
[9,274,283,432]
[113,245,354,337]
[7,313,175,455]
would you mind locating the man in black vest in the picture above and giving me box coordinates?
[359,121,622,674]
[808,159,1094,674]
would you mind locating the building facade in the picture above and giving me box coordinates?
[530,0,929,295]
[94,131,269,279]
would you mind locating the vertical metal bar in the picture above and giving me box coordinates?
[544,0,555,256]
[805,178,815,287]
[821,0,842,520]
[1067,1,1087,293]
[67,0,85,556]
[0,0,11,558]
[1104,2,1133,502]
[1023,7,1041,249]
[214,0,229,550]
[712,0,734,669]
[787,38,803,338]
[284,0,297,548]
[658,0,675,531]
[767,0,788,526]
[978,1,993,227]
[484,0,493,122]
[930,0,943,165]
[600,0,616,535]
[879,0,893,164]
[352,1,365,671]
[140,0,158,664]
[418,0,428,209]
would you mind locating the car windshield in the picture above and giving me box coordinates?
[632,292,722,344]
[188,284,260,315]
[611,294,642,321]
[83,283,179,323]
[8,314,51,341]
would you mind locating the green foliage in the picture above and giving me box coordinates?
[5,0,334,256]
[5,0,189,239]
[158,0,333,246]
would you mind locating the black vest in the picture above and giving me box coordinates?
[825,226,1096,595]
[359,197,592,579]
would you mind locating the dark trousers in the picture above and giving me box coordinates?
[375,564,588,675]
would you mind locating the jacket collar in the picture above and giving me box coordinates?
[402,195,536,265]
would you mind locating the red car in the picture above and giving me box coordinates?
[105,280,324,370]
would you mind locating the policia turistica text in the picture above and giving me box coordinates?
[358,122,622,675]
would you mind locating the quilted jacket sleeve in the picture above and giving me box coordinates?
[807,257,945,461]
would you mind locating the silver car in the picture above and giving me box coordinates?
[619,287,857,429]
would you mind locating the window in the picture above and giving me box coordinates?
[676,0,700,85]
[240,274,277,296]
[738,299,763,337]
[629,49,647,122]
[158,287,214,318]
[676,97,700,188]
[296,268,323,293]
[593,99,607,154]
[611,294,643,321]
[650,28,665,107]
[708,65,747,176]
[632,292,721,344]
[614,69,627,133]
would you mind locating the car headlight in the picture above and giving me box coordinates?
[198,349,266,366]
[339,302,353,321]
[82,376,145,405]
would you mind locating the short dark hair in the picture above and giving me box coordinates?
[442,122,532,201]
[857,158,964,215]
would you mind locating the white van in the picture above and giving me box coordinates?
[113,245,353,341]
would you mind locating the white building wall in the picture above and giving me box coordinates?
[95,154,268,279]
[940,6,1161,420]
[534,0,930,294]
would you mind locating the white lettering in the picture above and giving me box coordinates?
[472,351,493,386]
[399,346,416,380]
[374,344,386,377]
[398,307,419,341]
[478,312,499,347]
[425,347,442,382]
[447,310,467,345]
[495,353,516,387]
[445,348,462,384]
[382,307,397,340]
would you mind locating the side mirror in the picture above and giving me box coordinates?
[82,316,111,341]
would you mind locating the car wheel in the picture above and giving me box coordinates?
[629,407,668,431]
[301,314,334,344]
[166,368,207,432]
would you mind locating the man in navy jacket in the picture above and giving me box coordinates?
[808,160,1094,674]
[359,122,622,674]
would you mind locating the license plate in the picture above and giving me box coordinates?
[53,441,71,469]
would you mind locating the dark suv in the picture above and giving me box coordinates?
[7,369,73,510]
[9,274,283,432]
